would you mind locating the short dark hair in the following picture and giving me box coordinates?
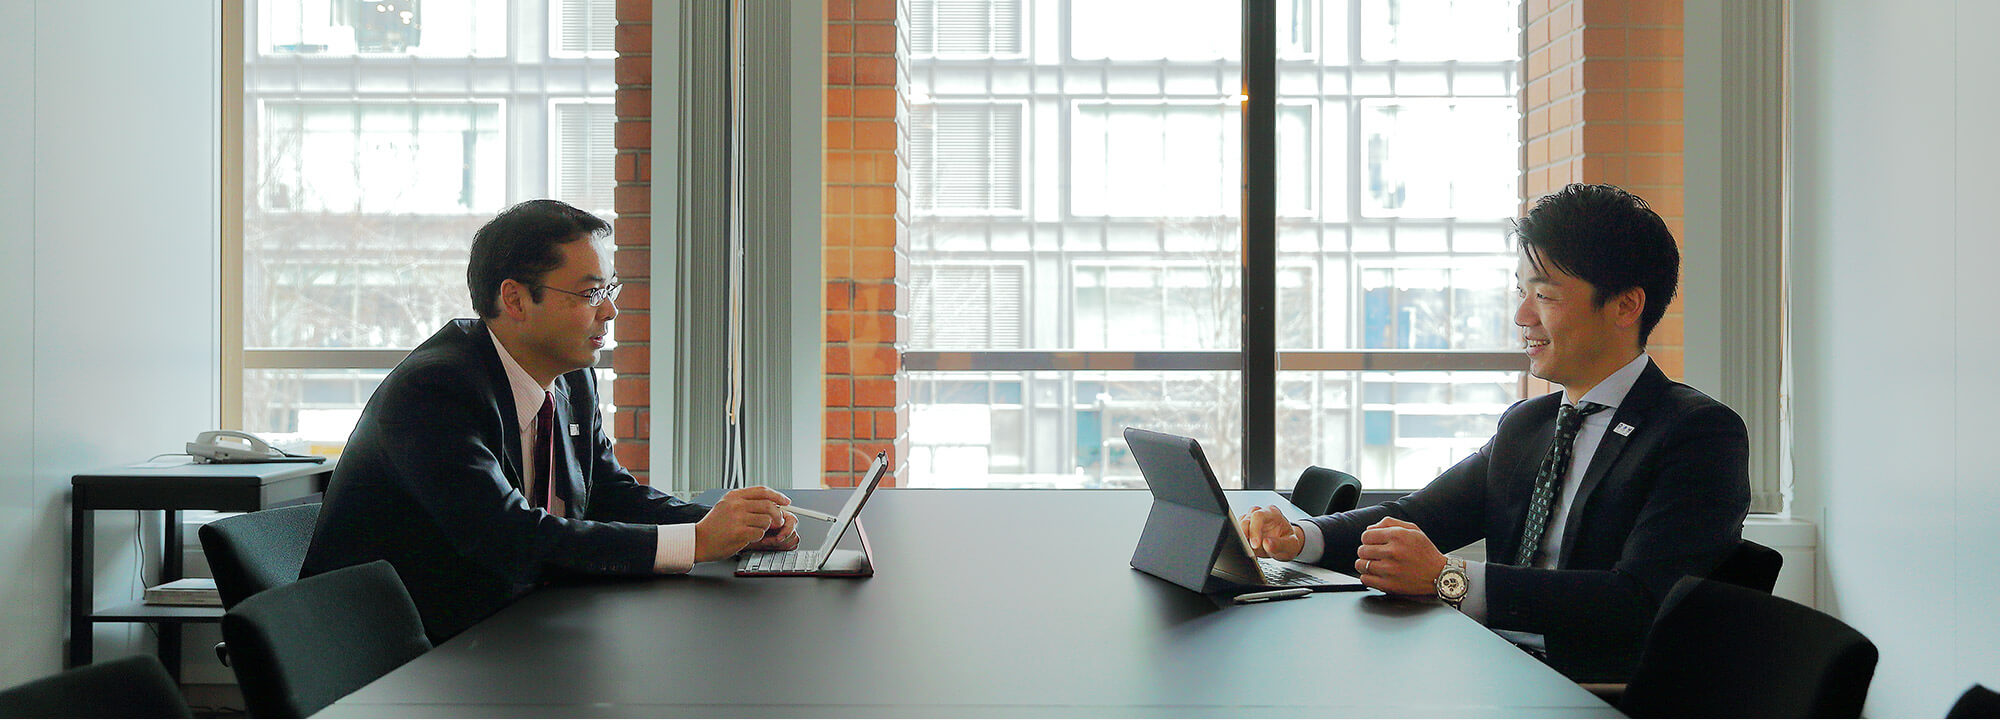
[1514,184,1680,346]
[466,199,611,318]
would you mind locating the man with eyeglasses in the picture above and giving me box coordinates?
[303,199,802,644]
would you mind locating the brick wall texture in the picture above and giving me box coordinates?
[1522,0,1686,387]
[611,0,652,483]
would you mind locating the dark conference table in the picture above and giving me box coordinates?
[319,489,1619,718]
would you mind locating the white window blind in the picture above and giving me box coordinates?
[912,103,1024,214]
[912,264,1026,349]
[911,0,1023,57]
[552,101,615,215]
[554,0,614,56]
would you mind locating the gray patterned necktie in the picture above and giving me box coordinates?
[1515,401,1609,566]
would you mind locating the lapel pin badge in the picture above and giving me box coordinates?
[569,423,582,437]
[1613,423,1635,437]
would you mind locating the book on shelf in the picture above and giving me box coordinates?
[144,577,220,607]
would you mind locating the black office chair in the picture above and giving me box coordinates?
[1950,684,2000,718]
[1620,577,1877,718]
[222,559,432,718]
[1583,539,1789,704]
[1706,538,1784,594]
[198,502,321,609]
[1289,466,1362,516]
[0,654,192,718]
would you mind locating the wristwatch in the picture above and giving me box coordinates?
[1434,556,1469,608]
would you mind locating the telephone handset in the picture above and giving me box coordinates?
[186,430,326,464]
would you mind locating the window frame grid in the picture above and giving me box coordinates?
[906,0,1528,489]
[547,97,618,216]
[253,97,510,217]
[231,0,617,436]
[908,99,1032,217]
[548,0,618,60]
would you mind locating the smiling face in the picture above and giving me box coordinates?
[1514,247,1644,398]
[503,237,618,385]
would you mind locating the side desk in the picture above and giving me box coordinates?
[69,460,333,678]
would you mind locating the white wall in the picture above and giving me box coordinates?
[0,0,44,689]
[0,0,221,687]
[1792,0,2000,715]
[1951,3,2000,710]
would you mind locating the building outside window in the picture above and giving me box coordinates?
[906,0,1526,490]
[239,0,619,451]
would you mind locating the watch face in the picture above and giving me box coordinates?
[1437,568,1468,600]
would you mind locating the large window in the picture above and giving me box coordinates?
[236,0,619,451]
[906,0,1527,490]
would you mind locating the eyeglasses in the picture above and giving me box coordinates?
[532,282,622,307]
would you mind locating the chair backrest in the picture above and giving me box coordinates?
[1621,577,1877,718]
[0,654,192,719]
[222,560,432,718]
[1950,684,2000,719]
[1707,538,1784,594]
[1290,466,1362,516]
[198,503,322,609]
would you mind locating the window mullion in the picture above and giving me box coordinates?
[1242,0,1277,490]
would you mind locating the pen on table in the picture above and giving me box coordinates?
[1233,587,1313,604]
[782,504,838,523]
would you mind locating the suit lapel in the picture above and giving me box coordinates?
[471,320,528,491]
[1555,361,1667,563]
[550,376,586,517]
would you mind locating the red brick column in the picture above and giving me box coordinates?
[1523,0,1685,383]
[821,0,908,488]
[611,0,652,482]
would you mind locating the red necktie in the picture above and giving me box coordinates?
[532,391,558,512]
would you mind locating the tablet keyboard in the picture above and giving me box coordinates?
[739,549,824,574]
[1259,559,1324,586]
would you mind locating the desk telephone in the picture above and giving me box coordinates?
[186,430,326,464]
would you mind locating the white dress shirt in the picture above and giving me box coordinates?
[1292,353,1653,650]
[490,333,694,573]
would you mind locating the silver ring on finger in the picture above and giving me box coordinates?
[1363,559,1373,574]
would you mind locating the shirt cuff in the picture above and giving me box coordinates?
[1293,520,1327,564]
[653,523,696,574]
[1456,557,1489,624]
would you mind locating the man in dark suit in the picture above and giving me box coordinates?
[1240,184,1749,681]
[303,199,802,643]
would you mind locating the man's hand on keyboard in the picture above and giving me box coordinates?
[744,508,800,552]
[1239,506,1304,561]
[695,487,792,562]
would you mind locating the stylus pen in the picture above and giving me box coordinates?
[782,505,838,523]
[1233,587,1313,604]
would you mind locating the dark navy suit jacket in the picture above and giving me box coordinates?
[1304,360,1750,681]
[302,319,706,643]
